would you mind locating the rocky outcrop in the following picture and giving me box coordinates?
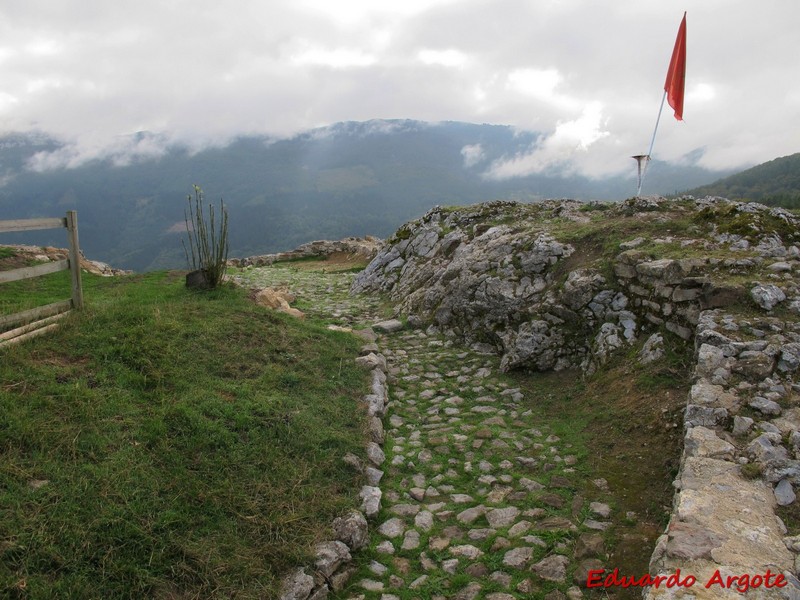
[351,200,606,372]
[352,198,800,376]
[229,236,382,268]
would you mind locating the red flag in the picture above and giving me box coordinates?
[664,12,687,121]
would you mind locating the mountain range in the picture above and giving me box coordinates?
[0,120,742,271]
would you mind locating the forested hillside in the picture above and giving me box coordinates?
[688,152,800,207]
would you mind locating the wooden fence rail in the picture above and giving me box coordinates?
[0,210,83,348]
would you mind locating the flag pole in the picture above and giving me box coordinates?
[635,89,667,196]
[634,11,686,197]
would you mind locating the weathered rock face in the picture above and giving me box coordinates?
[352,197,800,374]
[352,200,618,372]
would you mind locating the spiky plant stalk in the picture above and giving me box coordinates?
[183,185,229,288]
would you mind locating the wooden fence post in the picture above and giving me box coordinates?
[66,210,84,310]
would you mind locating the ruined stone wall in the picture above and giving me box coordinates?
[350,199,733,376]
[229,236,382,268]
[0,243,130,276]
[646,309,800,599]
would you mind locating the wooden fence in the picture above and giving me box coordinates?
[0,211,83,348]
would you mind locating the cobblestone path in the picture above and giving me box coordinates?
[233,265,616,600]
[344,327,614,600]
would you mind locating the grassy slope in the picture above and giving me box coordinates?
[1,269,368,598]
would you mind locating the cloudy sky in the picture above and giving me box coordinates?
[1,0,798,178]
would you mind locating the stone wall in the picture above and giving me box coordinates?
[646,309,800,599]
[351,200,607,373]
[350,199,728,375]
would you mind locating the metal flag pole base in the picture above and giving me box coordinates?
[632,154,651,197]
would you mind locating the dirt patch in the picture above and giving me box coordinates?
[161,270,187,284]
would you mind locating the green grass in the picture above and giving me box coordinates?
[0,272,369,598]
[1,269,85,318]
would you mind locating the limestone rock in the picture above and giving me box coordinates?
[450,544,484,560]
[255,287,304,318]
[776,479,796,506]
[377,518,405,538]
[684,426,736,460]
[359,486,382,520]
[486,506,520,528]
[588,502,611,519]
[332,510,369,551]
[456,505,487,524]
[732,415,754,436]
[502,546,534,569]
[639,333,665,364]
[280,568,315,600]
[373,319,404,333]
[749,396,782,416]
[366,442,386,466]
[531,554,570,582]
[355,353,387,371]
[751,283,786,310]
[664,521,722,560]
[452,582,482,600]
[314,540,351,579]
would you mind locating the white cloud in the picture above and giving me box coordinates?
[0,0,798,178]
[418,48,469,69]
[288,40,378,69]
[686,82,715,103]
[0,92,19,113]
[24,38,62,56]
[507,68,563,101]
[461,143,484,167]
[294,0,461,25]
[26,132,169,171]
[486,102,610,178]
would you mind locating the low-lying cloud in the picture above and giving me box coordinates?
[485,103,611,179]
[1,0,798,178]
